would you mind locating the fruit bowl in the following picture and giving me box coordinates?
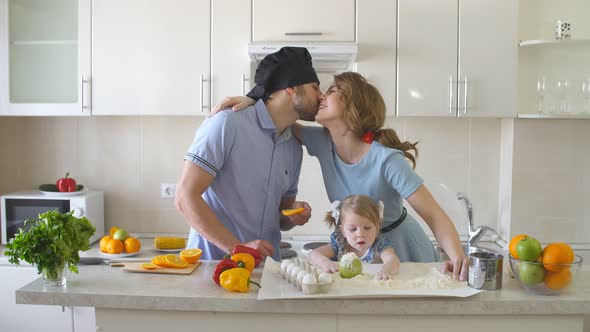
[509,254,583,295]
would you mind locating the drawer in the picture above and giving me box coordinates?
[252,0,355,42]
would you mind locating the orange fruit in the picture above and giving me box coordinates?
[106,239,124,254]
[544,268,572,290]
[124,237,141,253]
[151,255,167,267]
[108,239,124,254]
[542,242,574,272]
[141,263,158,270]
[109,226,119,237]
[180,249,202,264]
[164,254,188,268]
[99,235,113,253]
[509,234,527,259]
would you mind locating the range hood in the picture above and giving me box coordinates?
[248,42,358,72]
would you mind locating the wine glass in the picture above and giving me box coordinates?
[556,80,570,114]
[582,78,590,114]
[536,77,547,114]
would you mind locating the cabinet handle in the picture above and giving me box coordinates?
[81,76,90,112]
[200,75,209,112]
[241,74,249,96]
[463,75,468,115]
[284,32,323,36]
[448,75,454,116]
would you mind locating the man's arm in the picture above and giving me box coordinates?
[175,161,242,253]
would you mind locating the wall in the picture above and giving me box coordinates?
[509,119,590,244]
[0,116,502,240]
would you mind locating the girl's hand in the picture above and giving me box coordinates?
[440,254,469,281]
[318,259,339,273]
[374,262,399,280]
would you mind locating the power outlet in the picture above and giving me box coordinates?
[160,183,176,198]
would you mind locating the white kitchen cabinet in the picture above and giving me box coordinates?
[356,0,397,115]
[252,0,355,42]
[397,0,517,117]
[211,0,252,104]
[0,0,91,116]
[91,0,210,115]
[0,265,73,331]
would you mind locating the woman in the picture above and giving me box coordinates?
[215,72,468,280]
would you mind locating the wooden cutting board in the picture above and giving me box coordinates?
[119,261,201,275]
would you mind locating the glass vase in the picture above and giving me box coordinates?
[41,264,67,287]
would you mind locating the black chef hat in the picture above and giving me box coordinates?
[246,47,319,101]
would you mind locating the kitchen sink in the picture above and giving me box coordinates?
[434,242,503,262]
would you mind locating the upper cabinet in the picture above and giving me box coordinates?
[211,0,252,106]
[252,0,355,42]
[0,0,91,116]
[397,0,517,117]
[356,0,397,116]
[91,0,210,116]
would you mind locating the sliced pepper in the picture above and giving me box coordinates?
[219,267,261,293]
[231,253,255,272]
[212,258,238,285]
[281,207,305,216]
[232,245,262,267]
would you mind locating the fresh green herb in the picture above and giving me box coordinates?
[4,210,96,278]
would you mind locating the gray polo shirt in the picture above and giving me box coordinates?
[184,100,303,260]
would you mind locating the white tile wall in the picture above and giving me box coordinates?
[0,116,506,241]
[509,119,590,244]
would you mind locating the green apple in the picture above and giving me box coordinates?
[518,262,545,285]
[338,253,363,278]
[515,236,542,261]
[113,228,129,241]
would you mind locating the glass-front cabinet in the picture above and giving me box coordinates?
[0,0,91,116]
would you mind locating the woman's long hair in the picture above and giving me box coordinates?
[332,72,419,168]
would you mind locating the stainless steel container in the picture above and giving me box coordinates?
[468,252,503,290]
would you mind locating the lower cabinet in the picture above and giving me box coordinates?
[0,265,95,332]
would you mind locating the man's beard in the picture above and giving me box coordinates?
[294,98,318,122]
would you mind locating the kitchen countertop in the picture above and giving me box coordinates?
[11,238,590,316]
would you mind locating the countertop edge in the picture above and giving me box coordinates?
[15,288,590,315]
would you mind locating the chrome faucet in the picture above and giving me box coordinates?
[457,192,508,249]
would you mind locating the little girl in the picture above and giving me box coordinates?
[307,195,401,280]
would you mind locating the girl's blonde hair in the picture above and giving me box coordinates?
[332,72,419,168]
[325,195,382,229]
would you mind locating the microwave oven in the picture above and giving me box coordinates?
[1,190,104,245]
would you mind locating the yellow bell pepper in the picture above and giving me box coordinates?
[219,267,261,293]
[231,253,255,272]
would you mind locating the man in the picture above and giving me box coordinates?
[175,47,321,260]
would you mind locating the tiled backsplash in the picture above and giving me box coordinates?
[0,116,503,240]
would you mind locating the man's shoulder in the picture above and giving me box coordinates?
[205,106,257,128]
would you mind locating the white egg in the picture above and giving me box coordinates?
[318,273,333,284]
[296,270,307,286]
[302,273,318,285]
[280,260,290,272]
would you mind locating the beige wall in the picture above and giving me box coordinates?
[0,116,503,240]
[510,119,590,244]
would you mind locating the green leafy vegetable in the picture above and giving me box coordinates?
[4,210,96,277]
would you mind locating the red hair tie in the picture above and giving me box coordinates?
[361,131,375,144]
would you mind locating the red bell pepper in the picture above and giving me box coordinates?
[212,258,238,285]
[232,245,262,267]
[56,172,77,192]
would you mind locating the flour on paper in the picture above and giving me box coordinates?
[335,263,465,290]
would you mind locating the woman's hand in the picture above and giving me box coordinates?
[211,96,255,115]
[440,254,469,281]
